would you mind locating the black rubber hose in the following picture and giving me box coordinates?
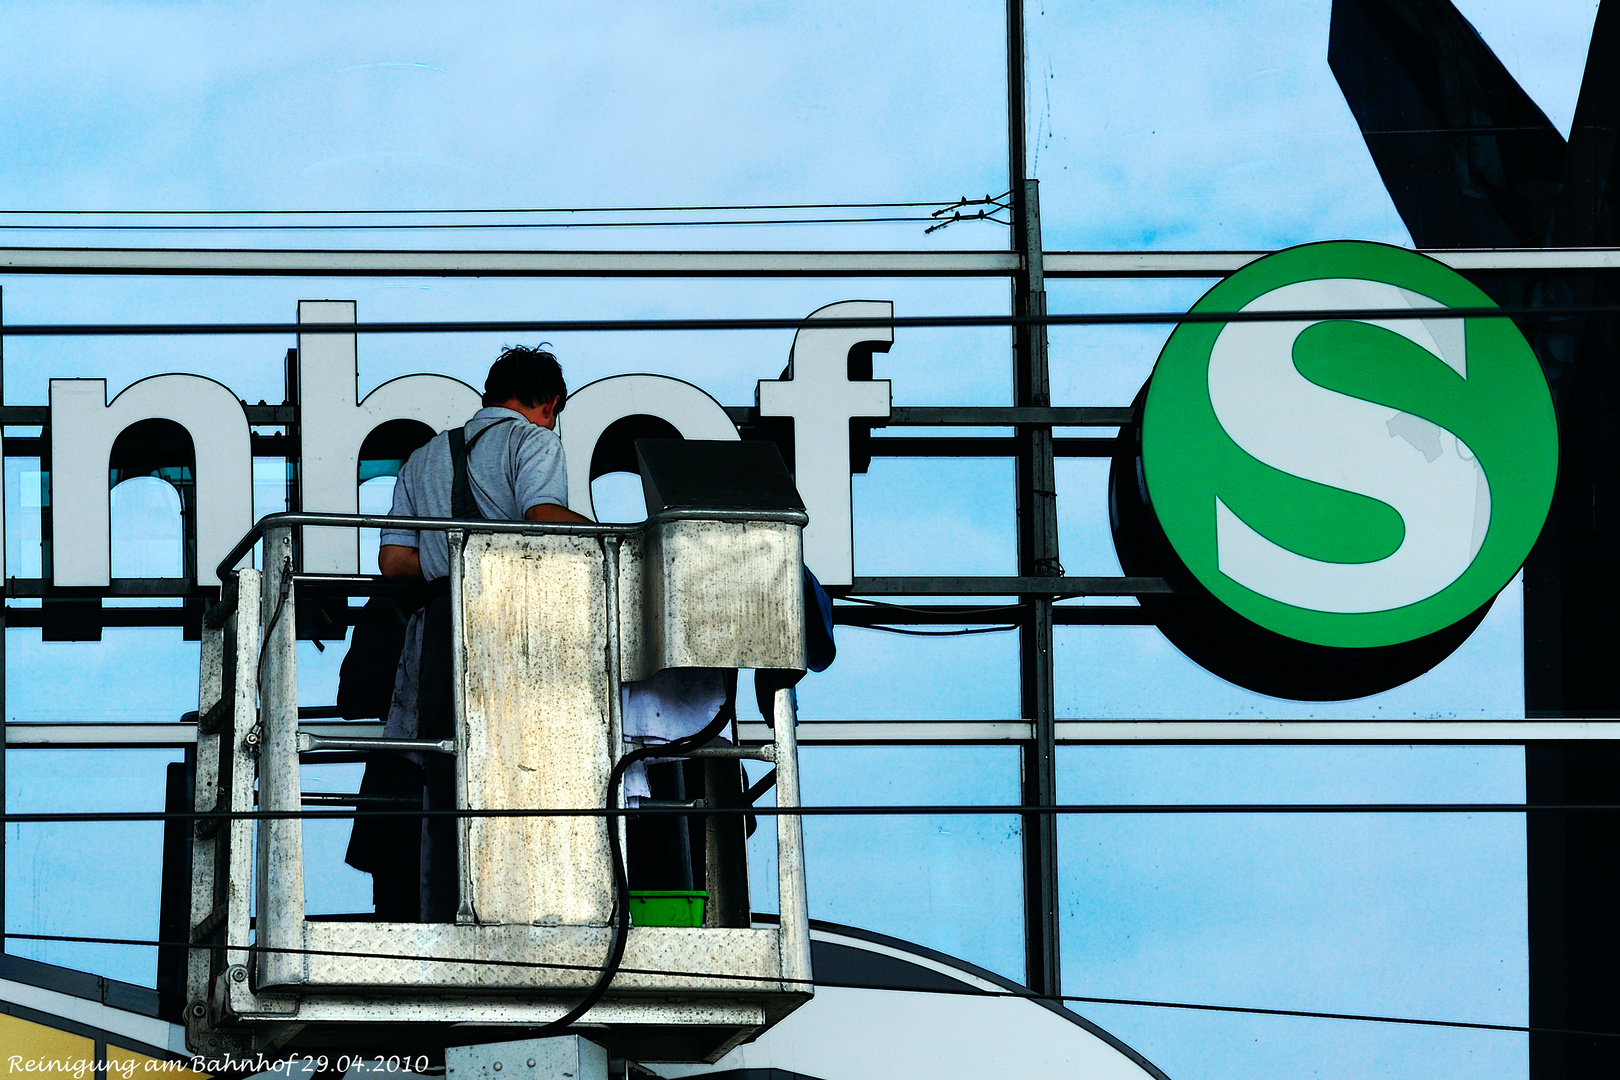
[531,695,740,1036]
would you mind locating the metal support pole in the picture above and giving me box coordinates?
[773,687,812,992]
[224,570,261,988]
[1008,0,1062,996]
[447,529,478,924]
[1013,180,1062,999]
[255,529,305,988]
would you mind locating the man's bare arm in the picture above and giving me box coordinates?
[525,502,593,524]
[379,544,423,579]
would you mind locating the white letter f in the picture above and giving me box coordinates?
[758,300,893,587]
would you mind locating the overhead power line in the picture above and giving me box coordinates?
[0,216,970,232]
[1,303,1616,338]
[0,200,970,216]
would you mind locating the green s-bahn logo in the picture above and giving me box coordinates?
[1142,241,1558,649]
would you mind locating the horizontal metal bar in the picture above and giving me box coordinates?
[835,604,1022,627]
[4,722,205,747]
[1042,251,1262,277]
[866,436,1121,457]
[848,576,1172,596]
[297,732,455,755]
[1421,249,1620,272]
[251,432,293,455]
[218,508,806,580]
[676,744,777,762]
[1042,248,1620,276]
[0,406,49,424]
[3,607,192,628]
[13,718,1620,748]
[2,720,386,747]
[0,247,1022,278]
[1051,720,1620,743]
[304,721,383,737]
[290,574,430,598]
[5,578,202,598]
[300,793,421,807]
[242,403,297,425]
[748,719,1620,744]
[736,720,1035,743]
[888,406,1132,426]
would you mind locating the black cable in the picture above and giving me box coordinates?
[4,304,1618,338]
[530,700,739,1035]
[254,557,293,691]
[0,200,965,216]
[0,216,965,232]
[839,596,1025,617]
[860,624,1018,637]
[6,801,1616,825]
[9,930,1608,1040]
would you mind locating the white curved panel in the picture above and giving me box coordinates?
[297,300,481,573]
[556,374,739,521]
[660,925,1163,1080]
[49,374,252,587]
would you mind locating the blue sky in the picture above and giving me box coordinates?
[1,3,1604,1079]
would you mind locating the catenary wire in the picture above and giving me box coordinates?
[838,596,1026,617]
[859,624,1019,636]
[0,217,978,232]
[1,304,1616,338]
[5,931,1600,1041]
[0,200,977,216]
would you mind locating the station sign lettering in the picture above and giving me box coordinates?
[1115,241,1558,697]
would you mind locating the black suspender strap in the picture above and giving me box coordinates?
[448,416,520,520]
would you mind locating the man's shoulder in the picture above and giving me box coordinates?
[510,421,563,455]
[398,429,452,482]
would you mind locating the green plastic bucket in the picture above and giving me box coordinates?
[628,890,708,927]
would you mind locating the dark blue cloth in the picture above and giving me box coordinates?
[803,565,836,672]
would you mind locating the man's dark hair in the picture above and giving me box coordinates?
[483,345,567,410]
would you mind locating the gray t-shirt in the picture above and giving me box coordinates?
[379,406,570,580]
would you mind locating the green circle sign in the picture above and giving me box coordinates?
[1141,240,1558,649]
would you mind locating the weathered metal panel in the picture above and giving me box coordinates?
[460,532,615,926]
[446,1036,608,1080]
[630,519,805,680]
[231,994,765,1029]
[300,922,787,993]
[615,531,645,681]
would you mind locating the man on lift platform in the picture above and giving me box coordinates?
[345,345,591,921]
[341,352,829,927]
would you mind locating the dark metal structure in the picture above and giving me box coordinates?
[1331,1,1620,1073]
